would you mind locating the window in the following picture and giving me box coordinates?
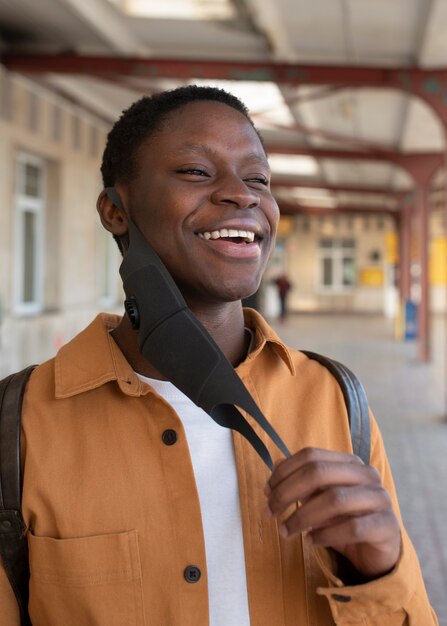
[14,155,45,314]
[318,238,356,291]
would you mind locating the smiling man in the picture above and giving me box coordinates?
[0,86,437,625]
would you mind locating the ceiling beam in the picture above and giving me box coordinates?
[6,54,447,122]
[5,54,447,88]
[242,0,297,60]
[55,0,144,55]
[278,201,398,216]
[390,0,435,185]
[271,179,411,196]
[415,0,437,65]
[266,144,442,159]
[265,144,444,179]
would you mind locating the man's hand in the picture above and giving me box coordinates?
[265,447,401,581]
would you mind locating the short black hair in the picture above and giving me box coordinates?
[101,84,261,188]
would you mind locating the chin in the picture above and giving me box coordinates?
[177,272,261,306]
[213,280,260,304]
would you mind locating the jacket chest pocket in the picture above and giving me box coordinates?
[28,529,145,626]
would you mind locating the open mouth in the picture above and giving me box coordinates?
[197,228,260,244]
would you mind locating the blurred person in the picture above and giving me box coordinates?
[275,272,292,321]
[0,86,437,625]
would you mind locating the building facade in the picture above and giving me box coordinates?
[0,66,121,376]
[0,65,445,375]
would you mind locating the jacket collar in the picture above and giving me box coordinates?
[55,313,148,398]
[243,308,296,376]
[55,310,295,399]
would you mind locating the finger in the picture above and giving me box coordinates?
[279,484,392,538]
[268,461,381,518]
[265,457,286,496]
[307,510,399,548]
[266,447,364,494]
[308,510,401,577]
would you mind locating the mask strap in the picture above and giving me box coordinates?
[104,187,291,470]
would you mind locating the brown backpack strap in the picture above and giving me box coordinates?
[301,351,371,465]
[0,366,35,626]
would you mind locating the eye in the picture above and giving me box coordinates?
[176,167,209,177]
[245,176,269,187]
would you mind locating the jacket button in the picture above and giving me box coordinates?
[162,429,177,446]
[184,565,201,583]
[0,520,12,530]
[331,593,351,603]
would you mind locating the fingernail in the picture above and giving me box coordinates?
[264,482,271,496]
[265,505,273,518]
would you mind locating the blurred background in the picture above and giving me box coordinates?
[0,0,446,621]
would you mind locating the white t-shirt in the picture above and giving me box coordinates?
[136,373,251,626]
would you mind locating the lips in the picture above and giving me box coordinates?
[196,226,262,259]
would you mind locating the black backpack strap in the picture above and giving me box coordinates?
[301,351,371,465]
[0,365,35,626]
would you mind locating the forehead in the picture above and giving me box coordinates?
[141,100,266,161]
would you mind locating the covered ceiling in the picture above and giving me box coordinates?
[1,0,447,216]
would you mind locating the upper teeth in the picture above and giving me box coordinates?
[198,228,256,243]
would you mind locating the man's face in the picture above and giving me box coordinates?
[126,100,279,305]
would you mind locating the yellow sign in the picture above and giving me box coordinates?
[359,267,384,287]
[277,216,295,236]
[385,232,398,264]
[430,237,447,286]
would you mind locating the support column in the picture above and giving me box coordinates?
[417,185,430,362]
[444,152,447,420]
[398,206,412,302]
[392,156,441,362]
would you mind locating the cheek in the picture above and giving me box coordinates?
[138,211,185,257]
[262,225,278,264]
[270,203,280,233]
[158,238,203,281]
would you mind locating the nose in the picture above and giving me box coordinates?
[210,173,260,209]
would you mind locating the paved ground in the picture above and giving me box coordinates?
[270,312,447,624]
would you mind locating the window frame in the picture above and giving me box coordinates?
[317,237,356,293]
[14,153,46,315]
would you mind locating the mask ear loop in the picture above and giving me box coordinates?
[104,187,291,470]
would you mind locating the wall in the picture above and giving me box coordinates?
[280,214,396,314]
[0,66,121,375]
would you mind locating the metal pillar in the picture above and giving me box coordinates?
[402,157,440,362]
[417,185,431,362]
[444,152,447,420]
[398,206,412,303]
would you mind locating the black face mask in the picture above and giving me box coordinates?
[105,188,291,470]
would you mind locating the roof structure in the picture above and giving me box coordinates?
[1,0,446,200]
[1,0,446,360]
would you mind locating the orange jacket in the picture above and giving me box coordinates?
[0,311,437,625]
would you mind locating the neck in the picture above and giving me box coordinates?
[111,299,249,380]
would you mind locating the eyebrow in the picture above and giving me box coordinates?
[172,143,270,170]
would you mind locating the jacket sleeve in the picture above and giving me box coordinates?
[314,412,439,626]
[0,560,21,625]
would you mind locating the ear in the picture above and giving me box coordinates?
[96,188,129,237]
